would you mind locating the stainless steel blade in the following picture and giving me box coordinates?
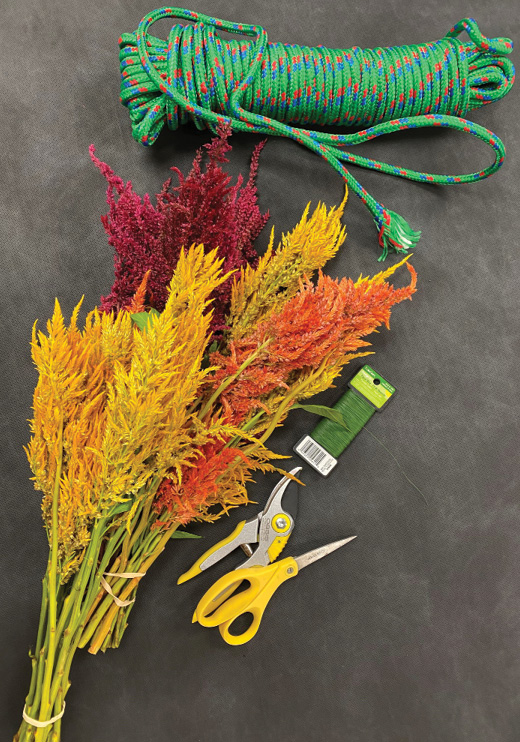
[261,466,302,514]
[294,536,357,571]
[238,467,302,569]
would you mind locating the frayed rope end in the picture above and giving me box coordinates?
[377,210,421,262]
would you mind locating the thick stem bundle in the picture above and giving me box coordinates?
[15,499,180,741]
[15,516,108,742]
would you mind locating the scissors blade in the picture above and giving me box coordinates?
[294,536,357,571]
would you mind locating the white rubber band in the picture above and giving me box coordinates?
[100,571,146,608]
[23,702,66,728]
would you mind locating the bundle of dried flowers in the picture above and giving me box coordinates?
[15,137,416,742]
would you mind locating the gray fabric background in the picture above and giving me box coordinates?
[1,1,519,740]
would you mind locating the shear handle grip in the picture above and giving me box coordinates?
[177,520,248,584]
[195,558,299,645]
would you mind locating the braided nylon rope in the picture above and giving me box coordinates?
[119,8,515,258]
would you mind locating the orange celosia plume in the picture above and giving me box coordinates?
[155,442,252,524]
[210,258,417,425]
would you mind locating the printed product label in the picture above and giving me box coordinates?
[349,365,395,409]
[293,435,338,476]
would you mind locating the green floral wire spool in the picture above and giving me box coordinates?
[311,391,376,459]
[294,366,396,476]
[118,7,515,259]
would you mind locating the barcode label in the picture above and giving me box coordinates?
[293,435,338,476]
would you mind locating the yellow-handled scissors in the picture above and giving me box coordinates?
[193,536,357,646]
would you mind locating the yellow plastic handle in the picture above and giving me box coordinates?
[193,557,299,646]
[177,520,247,584]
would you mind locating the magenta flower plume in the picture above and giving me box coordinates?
[90,124,269,333]
[89,148,171,310]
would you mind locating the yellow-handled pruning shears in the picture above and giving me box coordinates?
[177,467,302,584]
[193,537,357,645]
[177,468,357,645]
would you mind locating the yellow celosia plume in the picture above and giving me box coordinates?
[26,245,235,580]
[354,254,412,287]
[99,246,232,506]
[27,299,132,578]
[228,189,348,340]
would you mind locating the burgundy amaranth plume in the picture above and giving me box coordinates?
[90,125,269,334]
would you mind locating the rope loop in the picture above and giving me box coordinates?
[119,7,515,258]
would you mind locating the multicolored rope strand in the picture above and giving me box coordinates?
[118,8,515,259]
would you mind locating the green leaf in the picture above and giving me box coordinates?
[201,340,219,369]
[292,403,355,433]
[109,501,132,516]
[130,308,160,332]
[170,530,202,540]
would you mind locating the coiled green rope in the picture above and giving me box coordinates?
[119,8,515,259]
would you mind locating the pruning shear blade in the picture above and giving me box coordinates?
[177,467,301,584]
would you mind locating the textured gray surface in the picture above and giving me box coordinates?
[1,1,519,740]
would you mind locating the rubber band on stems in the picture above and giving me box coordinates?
[22,702,66,728]
[100,571,146,608]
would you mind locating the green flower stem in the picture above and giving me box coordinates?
[118,499,146,570]
[16,481,177,737]
[37,420,64,730]
[112,602,130,647]
[16,514,126,742]
[52,684,63,742]
[128,491,158,551]
[87,524,178,654]
[224,411,265,449]
[242,411,265,432]
[120,482,160,571]
[26,578,48,709]
[250,360,329,451]
[198,340,270,420]
[85,530,159,647]
[48,519,107,709]
[79,522,128,628]
[104,530,170,641]
[77,522,158,649]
